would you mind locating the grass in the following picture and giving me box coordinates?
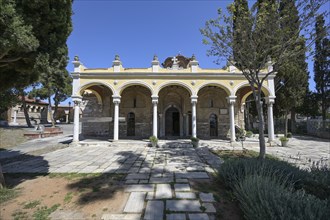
[0,128,27,149]
[12,210,29,220]
[213,149,278,161]
[23,200,41,209]
[48,173,102,180]
[0,187,19,204]
[64,192,74,204]
[32,204,60,220]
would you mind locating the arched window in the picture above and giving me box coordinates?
[127,112,135,136]
[210,114,218,137]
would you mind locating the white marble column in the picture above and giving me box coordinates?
[191,96,198,138]
[266,97,275,142]
[227,96,236,142]
[113,96,121,141]
[152,95,158,138]
[72,96,82,142]
[13,110,17,124]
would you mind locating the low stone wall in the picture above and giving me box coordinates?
[306,119,330,139]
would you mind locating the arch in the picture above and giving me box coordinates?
[77,81,116,96]
[195,82,231,96]
[233,82,270,97]
[241,91,253,104]
[156,81,193,96]
[118,80,154,95]
[82,89,103,105]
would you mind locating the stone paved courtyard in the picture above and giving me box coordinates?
[1,133,329,219]
[2,141,222,220]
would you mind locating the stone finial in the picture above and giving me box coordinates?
[115,54,120,61]
[153,54,158,61]
[191,54,196,61]
[74,55,79,61]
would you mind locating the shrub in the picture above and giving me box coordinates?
[191,137,199,142]
[149,136,158,143]
[287,132,293,138]
[234,175,328,220]
[245,131,253,138]
[280,136,289,142]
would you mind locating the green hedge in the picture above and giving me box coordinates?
[234,175,328,220]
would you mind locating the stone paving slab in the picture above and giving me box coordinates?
[166,213,187,220]
[174,184,191,192]
[200,193,215,202]
[125,184,155,192]
[175,192,196,199]
[166,200,201,212]
[203,203,216,213]
[143,201,164,220]
[155,184,172,199]
[188,213,210,220]
[101,214,141,220]
[124,192,146,213]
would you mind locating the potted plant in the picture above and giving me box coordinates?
[191,137,199,148]
[149,136,158,147]
[246,131,253,138]
[280,136,289,147]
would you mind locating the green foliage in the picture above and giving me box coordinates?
[64,192,73,204]
[245,131,253,137]
[234,175,328,220]
[32,204,60,220]
[286,132,292,138]
[279,136,289,141]
[149,136,158,143]
[0,187,19,204]
[23,200,41,209]
[314,15,330,122]
[191,137,199,142]
[0,89,18,115]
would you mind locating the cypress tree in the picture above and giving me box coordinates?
[314,15,330,125]
[275,0,308,136]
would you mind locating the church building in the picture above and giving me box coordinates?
[71,55,276,142]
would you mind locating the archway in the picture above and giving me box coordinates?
[165,106,180,136]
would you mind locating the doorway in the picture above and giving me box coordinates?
[127,112,135,136]
[210,113,218,137]
[165,107,180,136]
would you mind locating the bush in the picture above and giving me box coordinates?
[149,136,158,143]
[280,136,289,142]
[191,137,199,142]
[234,175,328,220]
[287,132,292,138]
[218,158,330,200]
[245,131,253,138]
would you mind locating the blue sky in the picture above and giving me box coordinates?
[65,0,329,104]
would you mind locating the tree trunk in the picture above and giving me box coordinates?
[53,91,59,121]
[20,90,32,127]
[322,97,326,129]
[284,110,288,137]
[0,164,5,189]
[47,96,55,127]
[291,109,296,134]
[253,89,266,159]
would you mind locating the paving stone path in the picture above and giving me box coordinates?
[2,141,221,220]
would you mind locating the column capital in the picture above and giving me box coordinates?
[72,95,82,104]
[191,95,198,104]
[265,96,276,105]
[151,95,159,104]
[226,96,236,104]
[112,95,121,104]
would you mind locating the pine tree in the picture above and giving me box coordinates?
[314,15,330,125]
[275,0,308,136]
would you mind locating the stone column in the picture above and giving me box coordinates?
[265,97,275,142]
[227,96,236,142]
[113,95,121,141]
[13,110,17,124]
[152,95,158,138]
[72,96,82,142]
[191,96,198,138]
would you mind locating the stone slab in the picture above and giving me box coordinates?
[143,201,164,220]
[166,200,201,212]
[203,203,216,213]
[188,213,209,220]
[174,184,191,192]
[175,192,196,199]
[102,214,141,220]
[166,214,187,220]
[125,184,155,192]
[155,184,172,199]
[126,173,149,180]
[200,193,215,202]
[124,192,146,213]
